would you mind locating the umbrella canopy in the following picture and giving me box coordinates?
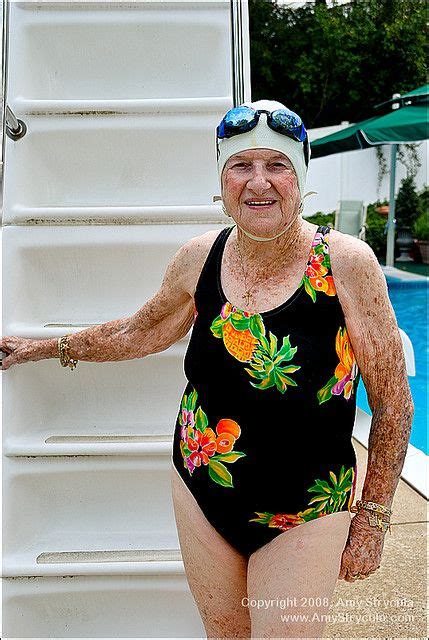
[309,85,429,266]
[361,102,428,144]
[310,84,428,158]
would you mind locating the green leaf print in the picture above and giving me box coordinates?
[317,376,337,404]
[208,459,234,488]
[230,316,251,331]
[258,333,271,353]
[249,466,355,529]
[245,331,301,393]
[194,406,208,433]
[182,444,192,457]
[211,451,246,463]
[273,335,296,364]
[249,512,274,525]
[249,314,265,338]
[210,317,224,338]
[245,368,269,381]
[269,332,278,358]
[304,277,317,303]
[187,389,198,411]
[314,242,323,254]
[249,377,277,391]
[307,466,353,513]
[274,370,299,392]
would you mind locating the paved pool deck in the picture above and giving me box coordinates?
[325,438,427,640]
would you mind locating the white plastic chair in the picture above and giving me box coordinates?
[334,200,367,240]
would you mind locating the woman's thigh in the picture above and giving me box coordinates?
[170,463,251,639]
[247,511,351,639]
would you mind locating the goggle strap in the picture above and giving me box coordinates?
[303,191,318,200]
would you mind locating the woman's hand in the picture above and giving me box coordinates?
[0,336,53,371]
[339,512,387,581]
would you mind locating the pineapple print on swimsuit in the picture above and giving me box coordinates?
[172,224,361,557]
[210,303,301,393]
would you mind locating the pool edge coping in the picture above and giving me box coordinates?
[353,408,428,500]
[382,265,429,281]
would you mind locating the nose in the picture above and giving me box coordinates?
[246,165,272,192]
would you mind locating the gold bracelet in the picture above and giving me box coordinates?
[58,335,79,370]
[367,512,392,534]
[350,500,392,534]
[350,499,392,517]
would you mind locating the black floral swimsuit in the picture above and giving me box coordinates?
[172,224,360,557]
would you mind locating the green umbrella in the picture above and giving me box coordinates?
[311,84,428,157]
[310,85,428,266]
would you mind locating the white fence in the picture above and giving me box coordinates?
[305,123,428,217]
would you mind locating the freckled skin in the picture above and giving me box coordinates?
[1,148,414,636]
[329,231,414,581]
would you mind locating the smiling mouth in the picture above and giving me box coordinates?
[245,200,277,208]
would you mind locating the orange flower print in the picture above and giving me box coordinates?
[186,427,217,467]
[269,513,307,530]
[178,389,246,488]
[317,326,359,404]
[302,229,336,302]
[250,508,319,531]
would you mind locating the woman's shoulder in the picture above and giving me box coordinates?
[178,226,227,298]
[328,228,385,294]
[328,228,377,263]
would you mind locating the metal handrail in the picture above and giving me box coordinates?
[2,3,27,144]
[2,0,9,156]
[5,104,26,139]
[230,0,245,106]
[5,104,18,131]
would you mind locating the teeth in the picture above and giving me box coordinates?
[247,200,275,205]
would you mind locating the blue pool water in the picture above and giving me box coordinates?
[356,277,428,454]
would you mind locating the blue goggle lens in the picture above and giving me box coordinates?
[217,106,307,144]
[270,109,307,143]
[217,106,256,138]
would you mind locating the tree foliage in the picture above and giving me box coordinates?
[395,175,420,228]
[248,0,427,127]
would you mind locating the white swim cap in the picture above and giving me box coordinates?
[216,99,310,200]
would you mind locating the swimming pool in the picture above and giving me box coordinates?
[356,277,428,455]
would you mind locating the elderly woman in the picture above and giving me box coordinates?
[1,99,414,639]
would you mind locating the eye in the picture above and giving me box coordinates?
[232,162,248,168]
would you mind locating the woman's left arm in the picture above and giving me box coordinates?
[329,232,414,580]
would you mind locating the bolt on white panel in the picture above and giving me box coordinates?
[4,113,226,214]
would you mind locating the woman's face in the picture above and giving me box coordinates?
[221,148,301,235]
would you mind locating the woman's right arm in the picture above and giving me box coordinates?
[1,238,202,371]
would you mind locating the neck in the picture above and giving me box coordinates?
[233,215,306,262]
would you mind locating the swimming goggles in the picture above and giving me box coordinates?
[216,106,309,167]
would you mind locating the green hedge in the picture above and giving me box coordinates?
[304,211,335,227]
[364,201,389,258]
[413,212,429,241]
[303,185,428,257]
